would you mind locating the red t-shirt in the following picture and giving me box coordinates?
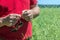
[0,0,37,40]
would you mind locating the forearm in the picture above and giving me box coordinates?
[30,6,40,18]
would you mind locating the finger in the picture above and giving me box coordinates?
[28,13,32,17]
[0,20,2,23]
[24,16,32,21]
[22,14,31,21]
[9,14,21,19]
[22,10,29,16]
[0,18,4,23]
[28,13,33,19]
[9,14,21,17]
[23,10,32,17]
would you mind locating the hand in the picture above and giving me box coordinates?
[2,14,21,27]
[22,10,33,21]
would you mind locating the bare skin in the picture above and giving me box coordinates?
[0,5,40,27]
[22,5,40,21]
[0,14,21,27]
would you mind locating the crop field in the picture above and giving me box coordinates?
[32,8,60,40]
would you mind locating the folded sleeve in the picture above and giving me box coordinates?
[30,0,37,5]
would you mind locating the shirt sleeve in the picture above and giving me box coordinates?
[30,0,37,5]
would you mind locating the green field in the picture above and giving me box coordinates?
[32,8,60,40]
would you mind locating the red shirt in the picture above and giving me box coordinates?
[0,0,37,40]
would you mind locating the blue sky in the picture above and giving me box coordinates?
[38,0,60,5]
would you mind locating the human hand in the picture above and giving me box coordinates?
[2,14,21,27]
[22,10,33,21]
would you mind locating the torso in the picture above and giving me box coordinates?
[0,0,30,17]
[0,0,32,40]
